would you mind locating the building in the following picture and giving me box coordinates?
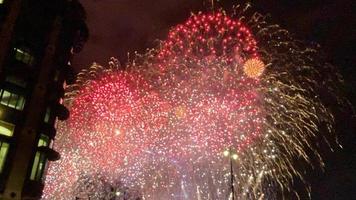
[0,0,88,199]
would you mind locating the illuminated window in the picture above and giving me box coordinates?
[0,0,4,4]
[30,151,46,181]
[0,120,15,137]
[0,142,9,173]
[37,134,50,147]
[14,48,34,66]
[0,89,25,110]
[30,134,51,181]
[44,107,51,123]
[0,121,14,173]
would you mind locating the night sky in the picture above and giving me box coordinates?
[74,0,355,199]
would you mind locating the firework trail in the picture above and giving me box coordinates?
[43,4,345,200]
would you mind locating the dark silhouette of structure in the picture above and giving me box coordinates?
[0,0,88,199]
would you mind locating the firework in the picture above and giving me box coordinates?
[43,60,171,199]
[43,4,343,200]
[243,58,265,78]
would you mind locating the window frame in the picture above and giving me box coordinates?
[44,107,51,123]
[5,75,27,88]
[13,47,35,66]
[29,151,47,181]
[30,134,52,182]
[0,120,15,174]
[0,89,26,110]
[0,120,15,137]
[0,141,9,173]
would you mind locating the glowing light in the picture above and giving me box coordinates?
[115,129,121,136]
[232,154,238,160]
[243,58,265,78]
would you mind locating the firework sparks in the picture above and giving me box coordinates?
[243,58,265,78]
[43,5,343,200]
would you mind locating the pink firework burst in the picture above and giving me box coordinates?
[44,6,341,198]
[43,70,170,199]
[149,12,265,156]
[157,12,259,67]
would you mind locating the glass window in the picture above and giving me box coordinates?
[0,120,15,137]
[5,76,27,88]
[44,107,51,123]
[1,90,11,105]
[38,134,50,147]
[30,134,51,181]
[14,48,34,66]
[0,89,25,110]
[0,121,14,174]
[0,142,9,173]
[30,152,40,180]
[30,151,46,181]
[8,93,18,109]
[16,96,25,110]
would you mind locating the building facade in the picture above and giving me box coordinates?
[0,0,88,199]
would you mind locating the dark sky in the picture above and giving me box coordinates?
[75,0,356,199]
[74,0,355,72]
